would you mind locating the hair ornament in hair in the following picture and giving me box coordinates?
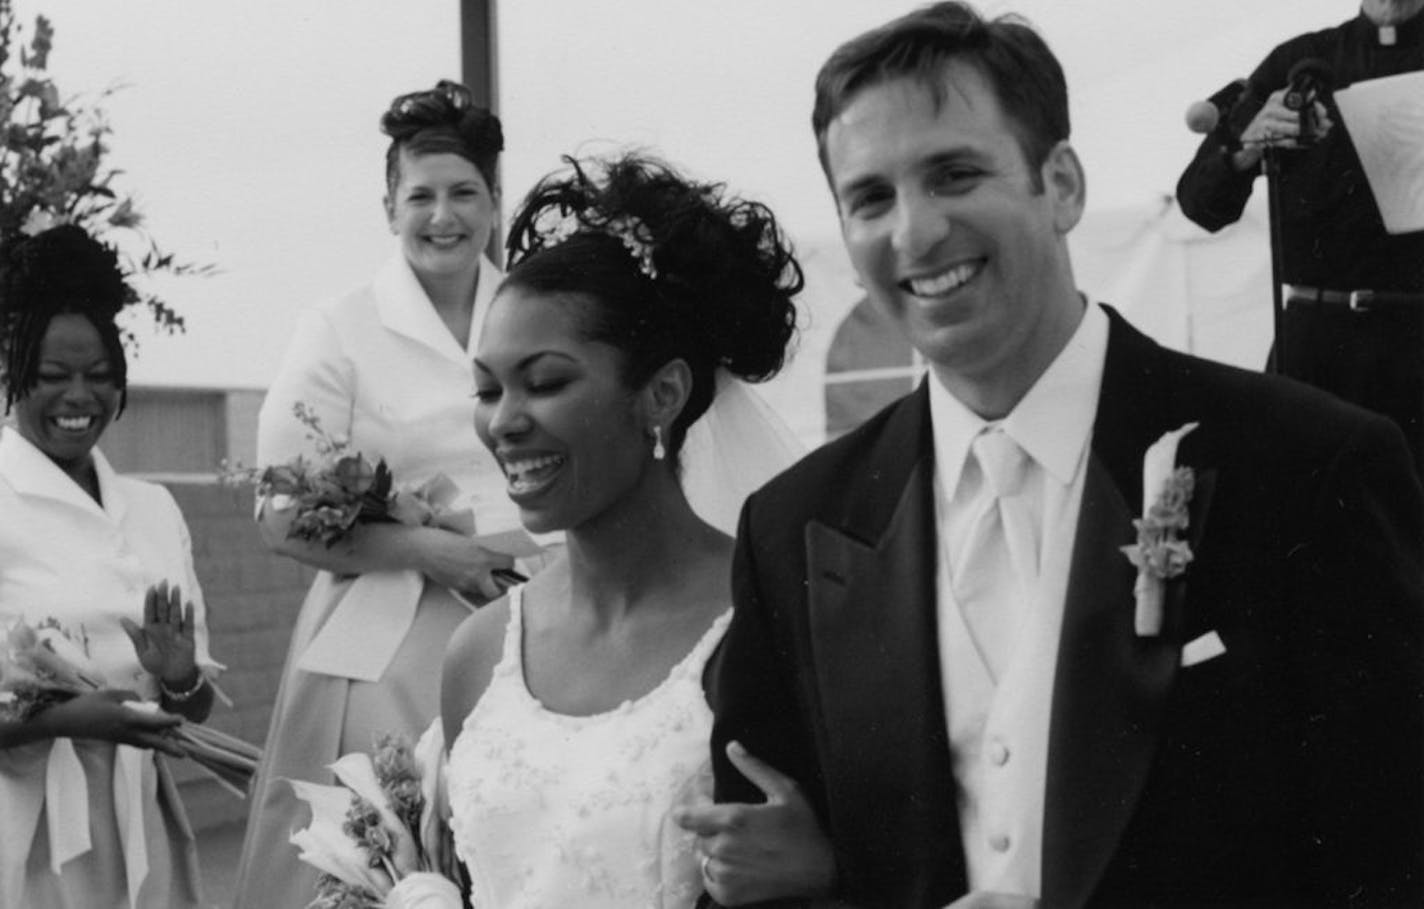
[386,79,473,128]
[536,206,659,280]
[604,215,658,280]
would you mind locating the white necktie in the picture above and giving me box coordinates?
[953,428,1037,680]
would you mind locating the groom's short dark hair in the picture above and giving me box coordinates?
[811,1,1070,186]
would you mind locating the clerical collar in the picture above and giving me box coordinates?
[1356,6,1424,45]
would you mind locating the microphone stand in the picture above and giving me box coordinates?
[1262,145,1288,376]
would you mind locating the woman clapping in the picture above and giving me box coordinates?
[0,225,221,908]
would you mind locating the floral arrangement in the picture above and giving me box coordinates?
[0,0,213,344]
[292,732,463,909]
[0,616,99,720]
[1122,422,1198,636]
[1123,467,1195,578]
[0,616,262,795]
[222,402,474,549]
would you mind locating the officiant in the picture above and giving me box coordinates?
[1176,0,1424,475]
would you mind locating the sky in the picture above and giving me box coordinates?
[10,0,1355,402]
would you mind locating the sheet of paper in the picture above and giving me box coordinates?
[1333,70,1424,234]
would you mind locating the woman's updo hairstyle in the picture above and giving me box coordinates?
[0,224,132,414]
[502,153,803,458]
[381,80,504,194]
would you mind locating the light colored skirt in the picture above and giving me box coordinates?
[0,741,202,909]
[231,572,470,909]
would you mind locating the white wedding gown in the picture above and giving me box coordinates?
[446,586,729,908]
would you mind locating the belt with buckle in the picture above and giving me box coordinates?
[1284,285,1424,312]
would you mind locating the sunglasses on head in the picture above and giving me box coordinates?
[389,81,473,120]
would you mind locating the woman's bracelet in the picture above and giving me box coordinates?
[160,672,207,703]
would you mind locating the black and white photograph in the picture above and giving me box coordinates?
[0,1,1419,906]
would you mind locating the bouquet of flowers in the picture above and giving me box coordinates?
[0,617,262,796]
[0,617,101,720]
[222,402,474,548]
[291,731,463,909]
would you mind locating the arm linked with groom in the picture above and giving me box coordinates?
[705,4,1424,907]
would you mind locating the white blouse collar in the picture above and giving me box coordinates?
[371,250,504,363]
[0,424,124,522]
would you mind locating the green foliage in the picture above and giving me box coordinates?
[0,0,213,345]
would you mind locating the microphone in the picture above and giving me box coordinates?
[1185,78,1249,135]
[1185,100,1221,135]
[1284,58,1332,109]
[1283,58,1333,145]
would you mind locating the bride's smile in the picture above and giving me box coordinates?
[499,452,565,498]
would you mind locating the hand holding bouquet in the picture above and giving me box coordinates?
[292,730,462,909]
[224,402,475,548]
[0,613,260,794]
[1,617,110,722]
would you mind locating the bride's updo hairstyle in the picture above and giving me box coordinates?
[502,153,803,458]
[380,79,504,193]
[0,225,131,415]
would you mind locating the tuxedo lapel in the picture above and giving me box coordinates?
[805,461,944,801]
[1041,311,1188,908]
[805,387,966,897]
[1041,453,1180,907]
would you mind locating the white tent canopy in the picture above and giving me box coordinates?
[12,0,1325,407]
[1073,195,1274,372]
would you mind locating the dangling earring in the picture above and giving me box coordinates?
[651,425,666,461]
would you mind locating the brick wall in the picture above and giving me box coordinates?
[158,478,314,829]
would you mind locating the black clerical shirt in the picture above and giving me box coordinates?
[1176,11,1424,292]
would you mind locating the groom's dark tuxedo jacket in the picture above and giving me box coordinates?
[707,307,1424,908]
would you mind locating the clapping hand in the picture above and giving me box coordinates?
[674,741,836,905]
[119,581,198,686]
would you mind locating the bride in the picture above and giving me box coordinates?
[439,152,831,906]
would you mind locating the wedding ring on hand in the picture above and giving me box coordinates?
[700,853,715,884]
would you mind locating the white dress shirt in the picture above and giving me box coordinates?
[0,427,218,906]
[258,250,515,528]
[929,302,1109,897]
[257,251,533,681]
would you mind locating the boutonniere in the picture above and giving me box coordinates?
[1121,422,1199,637]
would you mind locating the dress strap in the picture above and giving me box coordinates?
[498,585,525,675]
[459,586,527,739]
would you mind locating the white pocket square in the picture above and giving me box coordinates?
[1180,630,1226,667]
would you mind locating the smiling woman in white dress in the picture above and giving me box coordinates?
[0,225,221,909]
[232,81,541,909]
[439,153,829,907]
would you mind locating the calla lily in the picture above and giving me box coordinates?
[1123,422,1200,637]
[290,823,391,896]
[330,752,420,873]
[412,721,450,876]
[289,779,393,895]
[289,778,355,827]
[35,630,106,689]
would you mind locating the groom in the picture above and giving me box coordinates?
[704,3,1424,907]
